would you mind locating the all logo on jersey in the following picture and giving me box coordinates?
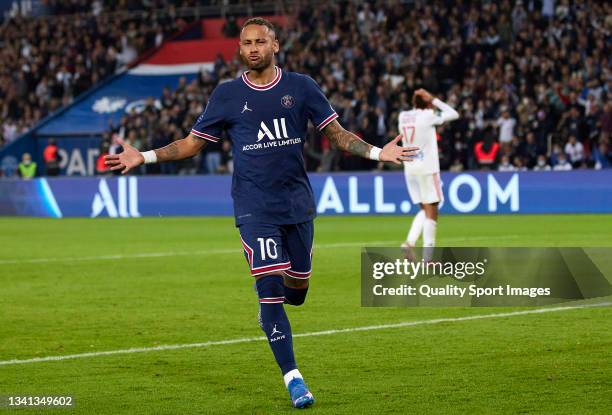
[243,118,302,152]
[257,118,289,142]
[281,95,294,108]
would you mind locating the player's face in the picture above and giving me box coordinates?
[239,24,279,70]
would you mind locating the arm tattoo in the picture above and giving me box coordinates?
[188,135,203,147]
[154,135,206,162]
[322,120,372,158]
[154,141,180,162]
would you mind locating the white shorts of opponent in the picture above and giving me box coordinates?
[405,172,443,205]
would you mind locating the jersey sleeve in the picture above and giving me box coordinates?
[191,86,225,143]
[303,76,338,130]
[428,98,459,126]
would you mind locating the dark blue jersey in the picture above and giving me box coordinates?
[191,66,338,226]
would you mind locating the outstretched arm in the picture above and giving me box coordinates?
[321,119,371,158]
[153,134,207,162]
[321,119,417,164]
[104,133,207,174]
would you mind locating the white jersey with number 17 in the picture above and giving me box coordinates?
[399,98,459,175]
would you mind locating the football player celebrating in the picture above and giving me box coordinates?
[105,17,417,409]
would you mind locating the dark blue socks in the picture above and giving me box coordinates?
[284,285,309,306]
[256,275,297,374]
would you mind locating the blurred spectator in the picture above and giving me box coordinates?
[522,133,539,168]
[96,141,111,175]
[204,141,223,174]
[549,143,564,167]
[449,158,464,172]
[564,136,585,168]
[601,102,612,138]
[497,110,516,144]
[592,139,611,170]
[219,140,233,174]
[222,16,240,38]
[512,156,527,172]
[43,138,60,176]
[533,155,552,171]
[498,155,515,172]
[474,135,500,170]
[109,133,124,155]
[1,119,21,147]
[18,153,36,179]
[542,0,555,19]
[126,130,143,152]
[553,153,573,171]
[557,107,584,142]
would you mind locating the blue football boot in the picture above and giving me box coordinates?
[287,377,314,409]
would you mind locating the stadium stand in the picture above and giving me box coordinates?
[0,1,200,150]
[1,0,611,175]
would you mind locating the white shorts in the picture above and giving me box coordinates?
[405,172,443,205]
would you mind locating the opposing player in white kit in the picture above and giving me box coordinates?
[399,89,459,250]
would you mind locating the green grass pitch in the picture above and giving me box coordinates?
[1,215,611,414]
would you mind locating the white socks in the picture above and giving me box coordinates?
[422,218,437,262]
[283,369,303,387]
[406,210,426,246]
[423,218,437,247]
[406,211,437,261]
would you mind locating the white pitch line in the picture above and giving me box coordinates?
[0,302,608,367]
[0,236,520,265]
[0,241,394,265]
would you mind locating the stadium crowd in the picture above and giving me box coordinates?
[3,0,612,174]
[100,0,611,175]
[38,0,200,15]
[0,1,199,149]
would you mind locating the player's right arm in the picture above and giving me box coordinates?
[106,85,226,174]
[155,134,208,161]
[322,119,417,164]
[303,74,417,164]
[104,134,207,174]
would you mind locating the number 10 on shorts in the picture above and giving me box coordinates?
[257,237,279,260]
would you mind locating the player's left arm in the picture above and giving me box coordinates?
[432,98,459,123]
[415,89,459,125]
[322,119,417,165]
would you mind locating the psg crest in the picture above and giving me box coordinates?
[281,95,295,108]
